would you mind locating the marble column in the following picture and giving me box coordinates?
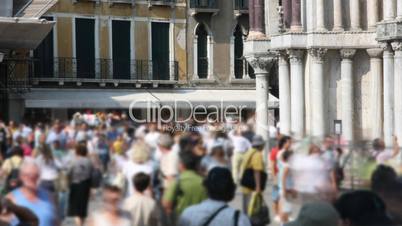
[382,43,394,146]
[309,48,327,139]
[367,0,379,30]
[350,0,361,30]
[383,0,396,21]
[367,48,384,139]
[283,0,292,29]
[316,0,326,31]
[248,0,265,38]
[340,49,356,142]
[333,0,343,31]
[288,49,305,139]
[278,51,291,135]
[291,0,302,31]
[392,42,402,141]
[245,52,276,142]
[398,0,402,20]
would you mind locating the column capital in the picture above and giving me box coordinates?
[287,49,304,64]
[277,50,288,65]
[381,43,393,52]
[391,42,402,52]
[367,48,383,58]
[245,52,277,74]
[340,49,356,59]
[308,48,327,62]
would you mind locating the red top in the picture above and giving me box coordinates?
[269,147,280,175]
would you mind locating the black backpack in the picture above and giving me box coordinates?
[5,160,22,192]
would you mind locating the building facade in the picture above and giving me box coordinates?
[7,0,279,123]
[246,0,401,145]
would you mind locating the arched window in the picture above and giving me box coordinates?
[234,25,244,79]
[196,24,208,79]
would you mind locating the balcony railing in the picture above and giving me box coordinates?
[189,0,219,15]
[233,0,248,16]
[0,58,33,94]
[32,58,179,87]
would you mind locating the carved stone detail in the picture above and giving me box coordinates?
[340,49,357,59]
[392,42,402,52]
[381,43,393,52]
[245,52,277,74]
[308,48,327,62]
[366,48,383,58]
[278,50,288,66]
[287,49,304,64]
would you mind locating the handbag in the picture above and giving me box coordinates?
[240,151,268,191]
[247,192,270,226]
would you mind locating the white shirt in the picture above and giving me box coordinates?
[228,131,251,154]
[144,132,160,149]
[122,160,153,196]
[179,199,251,226]
[123,193,159,226]
[36,155,62,181]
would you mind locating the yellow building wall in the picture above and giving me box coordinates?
[174,23,187,81]
[135,21,149,60]
[99,18,109,59]
[56,17,72,58]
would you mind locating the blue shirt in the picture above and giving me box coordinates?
[11,188,57,226]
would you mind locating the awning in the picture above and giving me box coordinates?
[0,17,55,49]
[23,88,279,109]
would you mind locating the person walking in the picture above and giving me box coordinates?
[228,126,251,184]
[67,143,93,226]
[239,135,266,213]
[162,150,207,224]
[88,185,132,226]
[7,160,58,226]
[123,173,159,226]
[179,167,250,226]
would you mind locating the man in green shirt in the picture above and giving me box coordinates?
[162,150,207,218]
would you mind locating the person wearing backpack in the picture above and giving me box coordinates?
[178,167,251,226]
[1,147,24,193]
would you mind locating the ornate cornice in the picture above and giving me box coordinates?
[245,52,277,74]
[287,49,304,64]
[340,49,356,59]
[308,48,327,62]
[391,42,402,51]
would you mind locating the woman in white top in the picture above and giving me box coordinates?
[88,185,132,226]
[35,143,62,193]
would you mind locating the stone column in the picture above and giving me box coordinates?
[249,0,265,37]
[291,0,302,31]
[392,42,402,141]
[283,0,292,29]
[367,0,379,30]
[398,0,402,20]
[350,0,361,30]
[245,52,277,142]
[383,0,396,21]
[309,48,327,139]
[367,48,384,139]
[382,43,394,146]
[278,51,291,135]
[288,49,305,139]
[340,49,356,142]
[316,0,326,31]
[333,0,343,31]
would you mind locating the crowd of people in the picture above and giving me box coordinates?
[0,111,399,226]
